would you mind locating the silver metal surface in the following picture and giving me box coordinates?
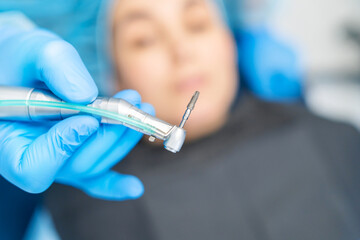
[163,126,186,153]
[0,86,33,120]
[179,91,199,128]
[0,86,197,153]
[148,136,156,142]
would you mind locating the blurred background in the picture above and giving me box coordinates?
[229,0,360,130]
[0,0,359,239]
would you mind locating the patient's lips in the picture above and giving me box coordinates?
[176,75,206,93]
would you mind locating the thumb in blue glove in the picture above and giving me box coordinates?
[0,24,98,103]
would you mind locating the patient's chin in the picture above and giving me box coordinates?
[183,113,227,141]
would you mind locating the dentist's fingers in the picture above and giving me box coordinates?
[62,171,144,201]
[0,116,99,193]
[72,102,156,177]
[57,90,144,177]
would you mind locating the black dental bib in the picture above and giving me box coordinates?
[46,92,360,240]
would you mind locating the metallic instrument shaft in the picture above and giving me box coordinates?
[0,86,194,153]
[179,91,199,128]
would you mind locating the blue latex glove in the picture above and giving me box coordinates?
[237,28,303,102]
[56,90,155,201]
[0,24,153,200]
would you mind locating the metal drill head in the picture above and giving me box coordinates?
[163,127,186,153]
[187,91,200,110]
[179,91,200,128]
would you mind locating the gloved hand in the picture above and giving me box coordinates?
[237,28,303,102]
[0,24,153,200]
[56,90,154,201]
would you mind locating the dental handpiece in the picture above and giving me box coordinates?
[0,86,199,153]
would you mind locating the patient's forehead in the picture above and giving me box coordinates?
[112,0,220,28]
[114,0,208,11]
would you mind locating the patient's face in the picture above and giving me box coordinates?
[112,0,238,140]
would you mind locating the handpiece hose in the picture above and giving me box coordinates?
[0,86,188,153]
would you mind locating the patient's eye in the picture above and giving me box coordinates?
[116,11,160,50]
[184,0,212,33]
[129,28,158,50]
[122,26,159,51]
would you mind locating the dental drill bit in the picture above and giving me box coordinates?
[148,91,199,143]
[179,91,200,128]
